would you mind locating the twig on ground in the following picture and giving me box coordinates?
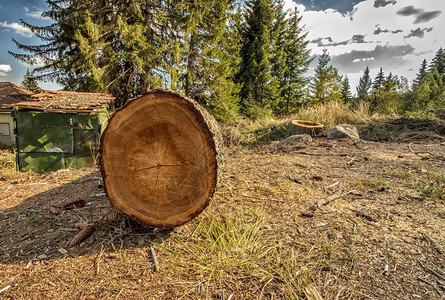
[0,285,11,294]
[417,259,445,281]
[408,142,433,155]
[325,181,339,189]
[417,278,442,295]
[347,156,357,165]
[94,245,105,276]
[422,233,444,254]
[150,245,159,272]
[350,209,377,222]
[301,189,357,217]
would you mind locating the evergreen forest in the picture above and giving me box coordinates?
[9,0,445,122]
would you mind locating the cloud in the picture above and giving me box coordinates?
[397,6,422,16]
[374,26,404,35]
[0,64,12,77]
[23,6,48,20]
[374,0,397,8]
[0,21,33,38]
[404,27,433,39]
[415,11,441,24]
[331,45,415,73]
[396,6,442,23]
[352,35,366,43]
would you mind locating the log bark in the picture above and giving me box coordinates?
[100,88,224,228]
[286,120,324,137]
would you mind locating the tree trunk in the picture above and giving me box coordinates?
[100,88,224,228]
[286,120,324,137]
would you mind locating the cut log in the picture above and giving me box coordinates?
[286,120,324,137]
[100,89,224,228]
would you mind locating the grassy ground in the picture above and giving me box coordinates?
[1,116,444,299]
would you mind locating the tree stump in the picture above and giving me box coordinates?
[100,89,224,228]
[286,120,324,137]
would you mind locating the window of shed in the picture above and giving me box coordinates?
[0,123,10,136]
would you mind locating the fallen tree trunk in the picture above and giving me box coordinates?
[100,89,224,228]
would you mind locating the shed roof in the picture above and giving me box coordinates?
[13,90,114,113]
[0,82,34,111]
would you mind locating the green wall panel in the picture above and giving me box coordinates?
[14,112,72,128]
[17,127,74,153]
[18,153,65,173]
[14,110,107,173]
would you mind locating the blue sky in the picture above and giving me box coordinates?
[0,0,444,92]
[0,0,57,89]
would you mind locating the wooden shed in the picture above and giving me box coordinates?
[0,82,33,147]
[12,91,114,173]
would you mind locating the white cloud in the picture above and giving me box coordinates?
[23,6,48,20]
[287,0,445,88]
[0,64,12,77]
[283,0,305,14]
[0,21,34,38]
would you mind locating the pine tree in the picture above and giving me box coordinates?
[311,49,342,103]
[372,68,385,95]
[356,66,372,101]
[269,0,287,114]
[10,0,242,112]
[278,7,311,115]
[238,0,278,119]
[412,59,428,87]
[429,47,445,74]
[340,76,353,104]
[176,1,241,112]
[21,69,42,93]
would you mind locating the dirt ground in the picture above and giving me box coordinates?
[0,134,444,299]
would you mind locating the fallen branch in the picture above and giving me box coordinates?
[417,259,445,281]
[422,232,444,254]
[417,278,442,295]
[350,209,377,222]
[150,245,159,272]
[301,190,357,217]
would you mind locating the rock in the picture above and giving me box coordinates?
[279,134,313,145]
[327,124,360,140]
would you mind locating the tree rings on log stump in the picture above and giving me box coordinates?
[286,120,324,137]
[100,89,224,228]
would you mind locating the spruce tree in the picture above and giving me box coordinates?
[21,69,42,93]
[340,76,353,104]
[269,0,287,114]
[373,72,400,113]
[412,59,428,87]
[174,0,241,120]
[10,0,242,112]
[429,47,445,74]
[372,68,385,95]
[279,7,310,115]
[356,66,372,101]
[238,0,278,119]
[311,49,342,104]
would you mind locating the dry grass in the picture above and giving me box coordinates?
[297,101,372,129]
